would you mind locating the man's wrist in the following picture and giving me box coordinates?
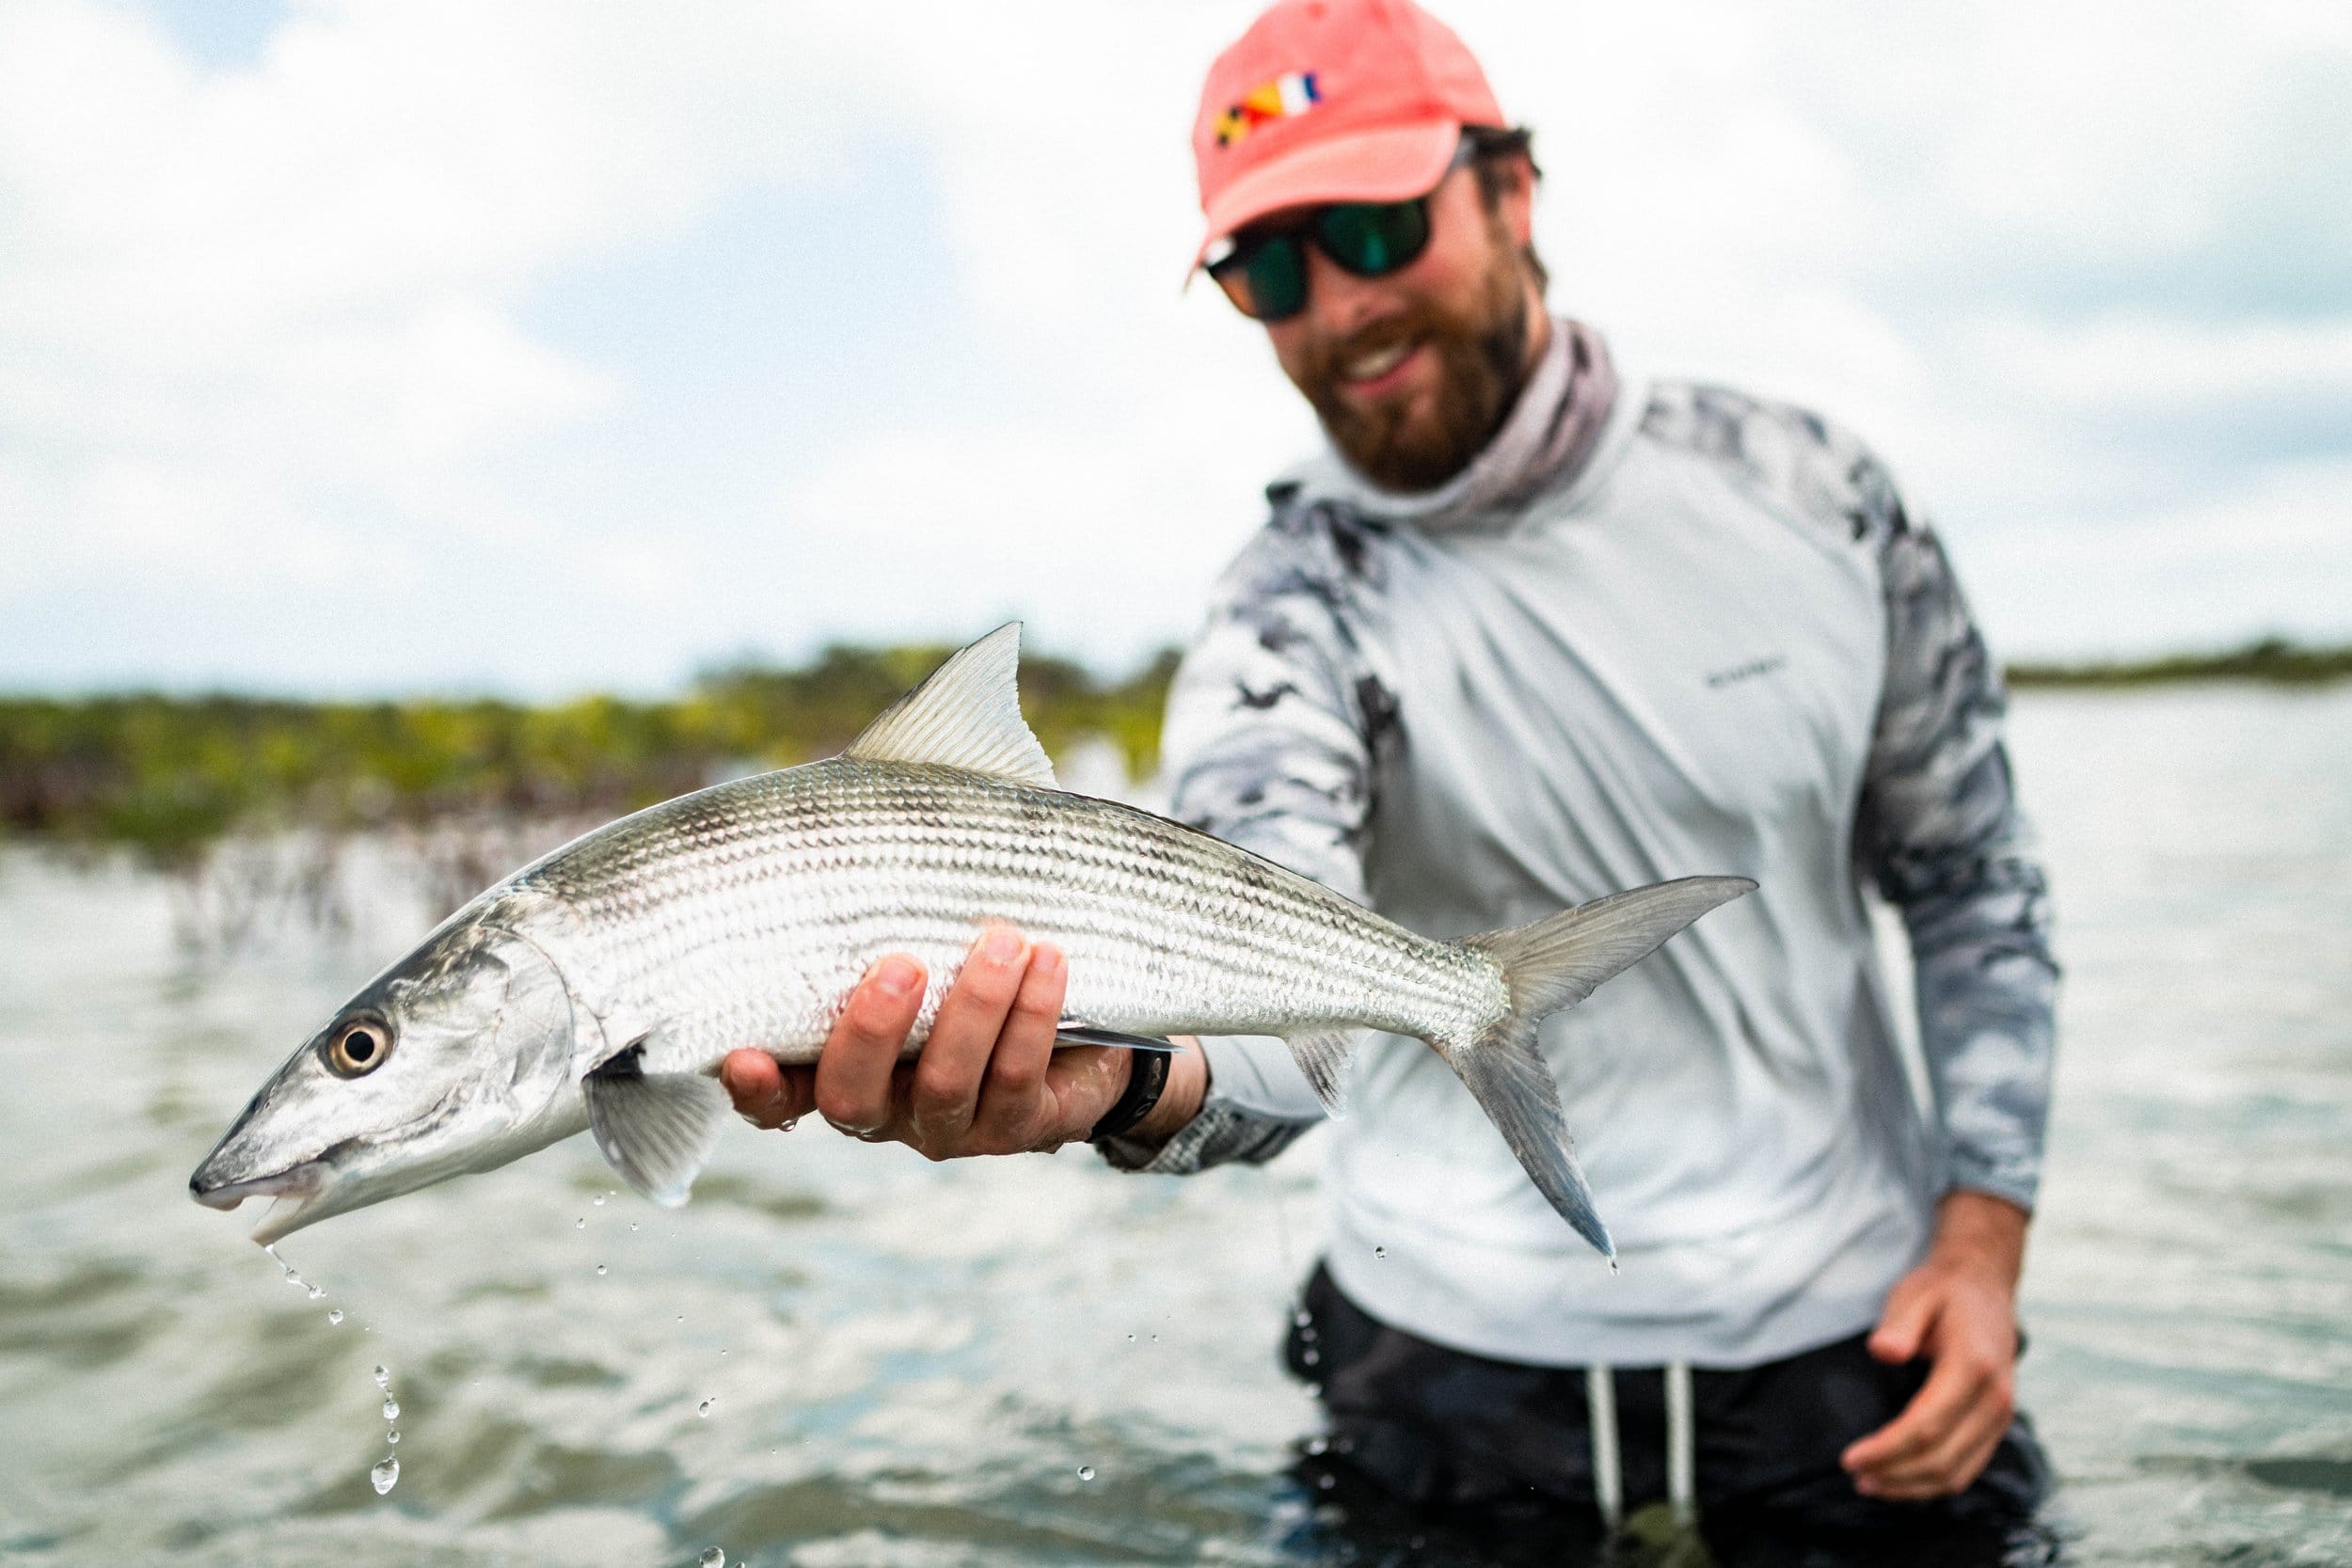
[1931,1188,2029,1291]
[1120,1037,1208,1149]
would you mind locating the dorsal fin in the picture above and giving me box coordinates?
[843,622,1057,786]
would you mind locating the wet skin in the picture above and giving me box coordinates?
[718,926,1204,1161]
[724,147,2029,1505]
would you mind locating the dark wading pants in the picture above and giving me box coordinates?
[1285,1263,2055,1566]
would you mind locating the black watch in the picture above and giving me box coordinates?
[1087,1047,1173,1143]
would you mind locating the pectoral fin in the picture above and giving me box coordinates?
[1054,1022,1178,1053]
[1284,1028,1356,1116]
[582,1040,729,1208]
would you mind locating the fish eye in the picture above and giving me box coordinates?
[326,1018,392,1077]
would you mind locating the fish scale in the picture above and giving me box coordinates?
[190,623,1752,1257]
[518,756,1494,1075]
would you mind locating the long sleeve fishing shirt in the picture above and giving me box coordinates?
[1104,318,2058,1370]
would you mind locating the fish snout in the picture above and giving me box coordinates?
[188,1144,323,1212]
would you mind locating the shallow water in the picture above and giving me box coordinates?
[0,686,2346,1567]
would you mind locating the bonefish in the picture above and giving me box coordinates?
[190,625,1752,1257]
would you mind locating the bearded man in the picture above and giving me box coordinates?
[722,0,2058,1553]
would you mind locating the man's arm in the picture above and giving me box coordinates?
[1094,515,1384,1169]
[723,509,1379,1168]
[1842,508,2058,1499]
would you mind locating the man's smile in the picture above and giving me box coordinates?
[1337,337,1424,400]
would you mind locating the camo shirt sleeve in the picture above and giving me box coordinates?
[1098,492,1386,1178]
[1642,383,2059,1212]
[1851,471,2059,1212]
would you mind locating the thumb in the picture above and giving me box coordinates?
[1868,1274,1939,1365]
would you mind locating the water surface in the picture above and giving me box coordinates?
[0,686,2346,1566]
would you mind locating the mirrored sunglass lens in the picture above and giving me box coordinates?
[1319,200,1430,277]
[1233,236,1308,320]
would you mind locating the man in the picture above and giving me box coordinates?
[722,0,2057,1549]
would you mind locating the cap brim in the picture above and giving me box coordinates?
[1193,119,1462,268]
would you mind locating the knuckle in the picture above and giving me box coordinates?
[839,1002,909,1052]
[952,973,1021,1020]
[814,1085,878,1132]
[910,1059,966,1113]
[993,1063,1046,1102]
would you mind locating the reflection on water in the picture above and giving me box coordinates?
[0,686,2346,1566]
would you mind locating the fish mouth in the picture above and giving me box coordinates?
[190,1161,328,1245]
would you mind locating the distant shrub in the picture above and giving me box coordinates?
[0,642,1180,862]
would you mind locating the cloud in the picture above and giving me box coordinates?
[1967,458,2352,657]
[0,0,2345,695]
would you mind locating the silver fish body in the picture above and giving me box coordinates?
[191,625,1753,1255]
[517,755,1502,1077]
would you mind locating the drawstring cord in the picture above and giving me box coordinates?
[1584,1364,1623,1529]
[1665,1359,1696,1528]
[1586,1360,1697,1532]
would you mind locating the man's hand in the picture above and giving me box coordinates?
[719,925,1205,1160]
[1841,1190,2030,1501]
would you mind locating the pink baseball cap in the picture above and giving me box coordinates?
[1192,0,1506,265]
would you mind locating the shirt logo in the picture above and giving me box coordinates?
[1216,71,1321,148]
[1706,655,1788,689]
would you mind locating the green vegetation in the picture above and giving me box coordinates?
[2005,637,2352,688]
[0,641,1180,866]
[7,633,2344,868]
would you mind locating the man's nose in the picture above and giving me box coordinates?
[1299,245,1403,341]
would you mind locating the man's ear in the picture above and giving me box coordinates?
[1494,154,1537,248]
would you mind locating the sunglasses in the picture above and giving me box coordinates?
[1206,137,1477,323]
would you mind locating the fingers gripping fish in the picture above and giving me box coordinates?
[189,625,1753,1258]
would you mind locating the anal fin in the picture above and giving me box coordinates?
[582,1040,729,1208]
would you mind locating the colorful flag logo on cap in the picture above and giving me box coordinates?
[1214,71,1320,148]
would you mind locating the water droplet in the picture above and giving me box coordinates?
[370,1456,399,1495]
[1125,1333,1136,1342]
[382,1398,400,1420]
[595,1263,607,1276]
[1077,1465,1096,1481]
[1373,1245,1387,1259]
[698,1399,715,1418]
[1302,1348,1321,1367]
[700,1549,725,1568]
[629,1222,640,1232]
[373,1366,389,1388]
[1150,1333,1160,1342]
[1317,1472,1336,1490]
[386,1429,400,1445]
[306,1284,325,1300]
[326,1309,344,1325]
[284,1270,306,1289]
[779,1117,800,1132]
[1294,1308,1312,1328]
[575,1216,586,1229]
[1306,1436,1329,1455]
[593,1193,607,1207]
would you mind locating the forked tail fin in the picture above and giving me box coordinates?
[1439,876,1756,1260]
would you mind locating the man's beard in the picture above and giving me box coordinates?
[1300,230,1533,494]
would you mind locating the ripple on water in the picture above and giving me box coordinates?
[3,690,2349,1565]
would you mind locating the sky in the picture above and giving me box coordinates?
[1,0,2347,696]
